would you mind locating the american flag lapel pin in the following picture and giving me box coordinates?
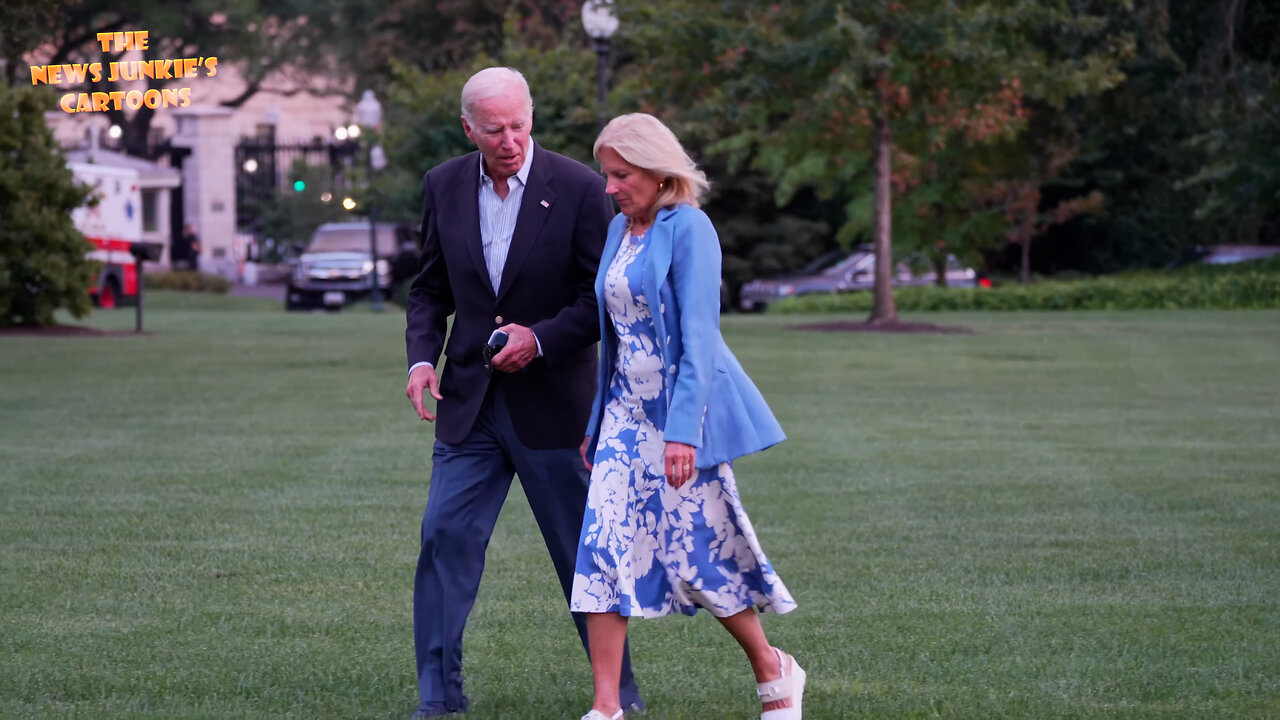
[540,200,550,208]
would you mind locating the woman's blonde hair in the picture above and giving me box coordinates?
[594,113,710,214]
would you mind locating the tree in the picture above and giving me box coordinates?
[381,13,609,221]
[0,84,94,326]
[1176,0,1280,244]
[1004,1,1280,276]
[622,1,1138,317]
[0,0,61,85]
[20,0,356,158]
[253,161,351,259]
[356,0,585,80]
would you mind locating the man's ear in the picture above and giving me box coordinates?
[461,115,473,142]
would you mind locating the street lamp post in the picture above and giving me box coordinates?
[355,89,386,312]
[581,0,619,133]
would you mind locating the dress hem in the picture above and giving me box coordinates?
[570,600,798,620]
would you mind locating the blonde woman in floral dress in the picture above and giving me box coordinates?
[571,113,804,720]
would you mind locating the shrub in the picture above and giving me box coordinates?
[773,258,1280,313]
[144,271,231,294]
[0,85,95,326]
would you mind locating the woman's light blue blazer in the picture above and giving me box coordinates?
[585,203,786,469]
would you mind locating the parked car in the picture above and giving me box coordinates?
[739,247,980,311]
[285,222,410,311]
[1166,244,1280,269]
[1198,245,1280,265]
[901,253,982,288]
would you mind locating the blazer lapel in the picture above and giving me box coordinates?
[645,206,677,300]
[453,153,488,289]
[496,144,555,303]
[645,207,679,362]
[596,220,625,300]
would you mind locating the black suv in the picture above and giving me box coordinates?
[285,222,416,311]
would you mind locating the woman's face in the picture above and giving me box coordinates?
[598,146,662,219]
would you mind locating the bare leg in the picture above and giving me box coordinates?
[715,608,792,713]
[586,612,629,716]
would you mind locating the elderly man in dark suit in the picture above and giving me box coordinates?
[404,67,643,718]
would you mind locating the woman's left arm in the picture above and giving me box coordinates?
[663,209,722,453]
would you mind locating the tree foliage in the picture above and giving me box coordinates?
[0,84,94,326]
[253,161,352,258]
[617,0,1136,317]
[18,0,1273,307]
[356,0,584,81]
[1175,0,1280,244]
[15,0,357,157]
[379,13,608,222]
[0,0,61,84]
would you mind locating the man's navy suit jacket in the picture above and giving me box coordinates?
[405,143,612,449]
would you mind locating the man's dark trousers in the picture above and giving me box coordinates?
[413,380,641,714]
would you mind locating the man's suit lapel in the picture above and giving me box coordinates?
[453,153,489,290]
[496,145,555,303]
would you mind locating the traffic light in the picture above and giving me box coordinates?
[293,179,306,192]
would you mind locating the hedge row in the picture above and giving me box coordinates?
[773,263,1280,313]
[144,271,231,294]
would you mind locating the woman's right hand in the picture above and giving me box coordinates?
[579,436,593,471]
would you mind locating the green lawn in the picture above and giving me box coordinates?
[2,295,1278,719]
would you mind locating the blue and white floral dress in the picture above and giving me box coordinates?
[570,229,796,619]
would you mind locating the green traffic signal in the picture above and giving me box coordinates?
[293,180,306,192]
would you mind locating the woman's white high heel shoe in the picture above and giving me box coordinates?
[580,709,623,720]
[756,647,805,720]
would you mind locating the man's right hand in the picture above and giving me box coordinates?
[407,365,443,422]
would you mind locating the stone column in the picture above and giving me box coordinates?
[170,107,237,280]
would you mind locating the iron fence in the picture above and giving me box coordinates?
[234,136,361,233]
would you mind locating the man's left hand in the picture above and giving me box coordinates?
[490,323,538,372]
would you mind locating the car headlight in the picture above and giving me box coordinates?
[361,260,375,274]
[292,264,310,284]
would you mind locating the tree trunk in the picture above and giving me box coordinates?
[1020,234,1032,285]
[869,112,898,324]
[121,108,156,158]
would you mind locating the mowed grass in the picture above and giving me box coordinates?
[2,294,1278,719]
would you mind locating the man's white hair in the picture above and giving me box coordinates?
[460,67,533,124]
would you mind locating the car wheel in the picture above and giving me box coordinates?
[284,285,311,312]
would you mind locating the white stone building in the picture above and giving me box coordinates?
[44,59,353,278]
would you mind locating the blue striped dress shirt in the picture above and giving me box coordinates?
[477,143,534,294]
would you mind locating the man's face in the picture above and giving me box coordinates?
[462,90,531,182]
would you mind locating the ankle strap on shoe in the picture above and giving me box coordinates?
[756,648,793,702]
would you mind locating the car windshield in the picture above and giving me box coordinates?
[827,252,875,276]
[795,250,849,275]
[308,226,398,255]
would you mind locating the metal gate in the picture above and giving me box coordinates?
[234,136,360,233]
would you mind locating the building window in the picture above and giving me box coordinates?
[141,189,159,233]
